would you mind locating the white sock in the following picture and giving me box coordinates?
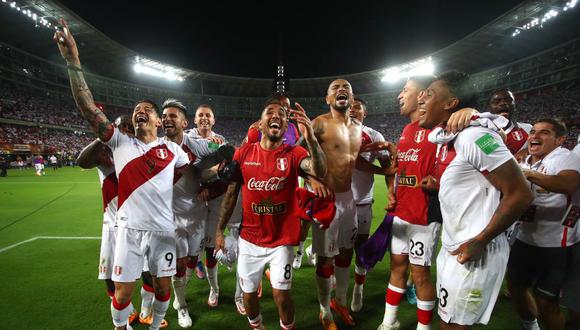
[316,275,332,319]
[140,286,154,318]
[248,313,263,329]
[235,273,243,299]
[172,275,187,309]
[111,300,133,328]
[206,264,219,292]
[297,241,305,254]
[334,265,350,306]
[521,318,540,330]
[383,302,400,325]
[280,318,295,330]
[150,297,169,329]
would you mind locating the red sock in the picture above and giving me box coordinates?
[355,273,366,285]
[416,299,435,325]
[205,257,217,268]
[385,284,406,305]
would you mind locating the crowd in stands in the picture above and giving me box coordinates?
[1,80,579,156]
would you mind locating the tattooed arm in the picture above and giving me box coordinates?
[53,19,113,141]
[451,159,533,263]
[291,106,326,178]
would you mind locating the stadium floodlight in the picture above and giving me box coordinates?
[512,1,577,37]
[381,56,434,84]
[133,56,186,82]
[2,1,54,31]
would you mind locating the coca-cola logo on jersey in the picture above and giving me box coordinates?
[247,177,286,191]
[397,148,420,162]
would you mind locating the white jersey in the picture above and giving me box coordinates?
[97,165,117,229]
[50,156,57,164]
[169,133,219,217]
[517,147,580,247]
[438,126,513,250]
[187,128,226,142]
[102,127,190,232]
[573,143,580,158]
[352,125,390,204]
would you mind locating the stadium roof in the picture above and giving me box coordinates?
[0,0,579,97]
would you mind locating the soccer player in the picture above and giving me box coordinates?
[418,71,533,329]
[55,20,190,330]
[34,154,45,176]
[487,89,532,156]
[187,104,228,308]
[49,154,58,170]
[160,99,228,327]
[215,98,326,330]
[305,78,362,329]
[507,118,580,330]
[77,116,148,326]
[348,96,391,313]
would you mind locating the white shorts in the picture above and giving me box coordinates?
[437,236,509,325]
[356,204,373,236]
[112,227,176,282]
[390,216,441,266]
[237,238,294,292]
[312,190,357,257]
[34,164,42,171]
[204,195,224,248]
[174,213,205,259]
[98,224,117,280]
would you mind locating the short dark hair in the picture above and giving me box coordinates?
[487,88,514,106]
[353,96,367,110]
[135,99,159,114]
[436,71,477,112]
[162,98,187,117]
[407,75,436,90]
[196,104,214,112]
[263,97,283,110]
[272,92,291,101]
[534,118,567,137]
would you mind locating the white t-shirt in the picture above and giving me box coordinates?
[573,143,580,158]
[97,165,117,229]
[352,125,390,204]
[438,126,513,250]
[517,147,580,247]
[50,156,57,164]
[102,127,190,232]
[187,128,226,142]
[170,133,219,217]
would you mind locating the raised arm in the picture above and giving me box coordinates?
[53,19,113,141]
[522,169,580,197]
[291,104,326,178]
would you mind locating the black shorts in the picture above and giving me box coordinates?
[507,239,570,301]
[561,242,580,310]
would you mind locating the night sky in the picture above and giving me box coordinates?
[60,0,524,78]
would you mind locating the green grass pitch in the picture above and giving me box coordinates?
[0,167,519,329]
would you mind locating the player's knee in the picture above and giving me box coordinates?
[410,266,431,286]
[536,296,559,315]
[176,257,188,276]
[272,289,292,306]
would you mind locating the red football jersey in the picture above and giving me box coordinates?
[234,142,308,247]
[393,120,437,225]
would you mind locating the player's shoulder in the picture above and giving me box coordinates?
[455,126,504,152]
[518,122,533,133]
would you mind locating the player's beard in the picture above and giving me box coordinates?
[266,132,283,143]
[334,101,350,113]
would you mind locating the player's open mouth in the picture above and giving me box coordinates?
[399,100,405,109]
[163,122,174,129]
[348,112,357,118]
[136,114,148,124]
[336,94,348,102]
[418,108,427,118]
[199,119,210,126]
[529,139,541,151]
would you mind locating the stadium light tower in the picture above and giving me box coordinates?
[380,56,435,84]
[133,56,186,82]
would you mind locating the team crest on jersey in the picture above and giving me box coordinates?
[276,158,288,171]
[156,148,169,159]
[414,130,425,143]
[512,131,523,141]
[113,266,122,276]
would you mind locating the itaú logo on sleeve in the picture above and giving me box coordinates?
[397,148,420,162]
[247,177,286,191]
